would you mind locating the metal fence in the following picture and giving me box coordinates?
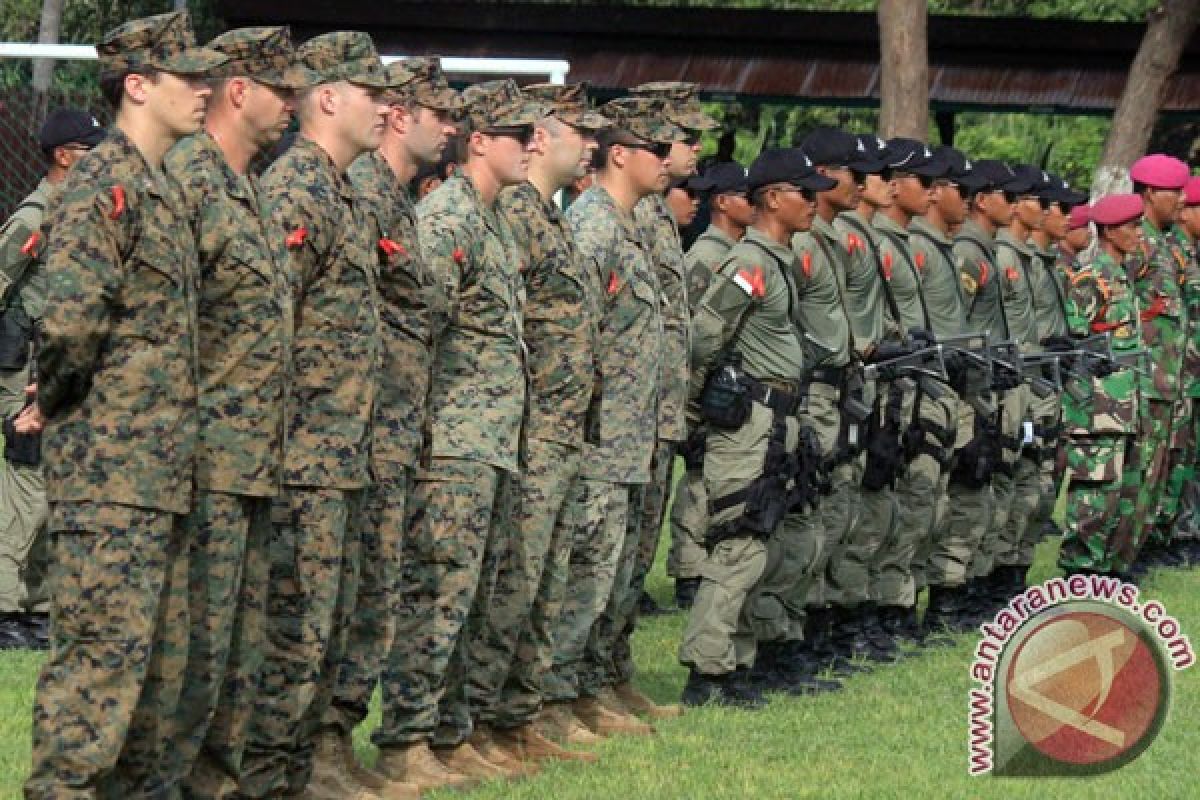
[0,86,109,219]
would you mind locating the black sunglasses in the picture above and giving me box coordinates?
[1001,190,1019,204]
[622,140,672,159]
[682,132,701,147]
[485,125,534,146]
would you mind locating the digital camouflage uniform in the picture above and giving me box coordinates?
[24,13,224,800]
[240,32,387,794]
[1131,219,1187,558]
[668,224,738,585]
[543,178,661,704]
[1057,250,1145,574]
[0,178,56,622]
[1168,227,1200,546]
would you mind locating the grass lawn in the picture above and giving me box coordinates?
[0,541,1195,799]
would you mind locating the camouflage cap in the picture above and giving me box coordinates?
[97,10,227,82]
[207,26,312,90]
[461,79,547,132]
[524,82,610,132]
[380,60,418,102]
[296,31,386,88]
[599,97,682,145]
[393,57,462,112]
[631,81,719,133]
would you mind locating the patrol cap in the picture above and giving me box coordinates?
[1067,204,1092,230]
[297,31,386,88]
[1130,154,1189,190]
[207,26,312,90]
[933,145,990,191]
[1091,194,1143,227]
[747,148,837,193]
[696,161,749,195]
[38,108,105,152]
[630,81,719,132]
[379,60,418,101]
[968,160,1036,194]
[523,82,610,132]
[800,127,860,168]
[462,79,547,132]
[399,57,462,112]
[599,97,682,145]
[886,138,950,178]
[1184,176,1200,206]
[97,10,227,82]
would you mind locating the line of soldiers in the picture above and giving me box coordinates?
[5,8,1200,800]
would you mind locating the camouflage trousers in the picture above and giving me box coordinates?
[239,487,365,798]
[872,386,956,608]
[970,386,1029,580]
[1151,396,1194,544]
[1172,398,1200,543]
[26,503,189,800]
[326,469,413,737]
[372,459,513,750]
[994,389,1054,571]
[0,361,47,614]
[1133,398,1175,560]
[170,492,271,800]
[679,399,800,675]
[928,400,993,588]
[1058,434,1142,574]
[542,478,628,704]
[666,463,708,581]
[468,438,580,730]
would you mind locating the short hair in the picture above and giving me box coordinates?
[99,67,159,110]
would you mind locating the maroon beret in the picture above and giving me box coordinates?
[1091,194,1143,227]
[1067,204,1091,231]
[1130,154,1188,190]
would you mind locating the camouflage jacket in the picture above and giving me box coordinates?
[873,213,930,333]
[499,180,598,448]
[0,177,60,320]
[834,211,894,353]
[635,193,689,442]
[1028,239,1068,341]
[909,217,971,338]
[165,131,292,497]
[1171,226,1200,398]
[419,171,526,472]
[955,218,1008,341]
[684,224,737,315]
[38,128,199,515]
[1061,250,1140,434]
[994,229,1039,347]
[350,149,443,477]
[262,136,380,489]
[792,216,853,366]
[568,185,660,484]
[1132,220,1187,402]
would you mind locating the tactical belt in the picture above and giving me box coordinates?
[746,377,806,416]
[808,366,846,387]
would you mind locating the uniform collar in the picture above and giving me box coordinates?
[743,225,794,262]
[909,215,952,245]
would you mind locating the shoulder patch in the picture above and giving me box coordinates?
[978,260,990,286]
[960,271,978,295]
[801,251,813,279]
[20,231,42,258]
[915,251,926,271]
[1005,265,1019,283]
[107,185,127,220]
[734,265,766,299]
[378,236,406,259]
[844,232,864,255]
[881,251,893,281]
[607,270,621,296]
[285,227,308,249]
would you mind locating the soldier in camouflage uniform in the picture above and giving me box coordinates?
[669,161,752,609]
[680,147,834,707]
[237,32,387,800]
[20,11,226,798]
[540,98,672,737]
[1057,194,1147,576]
[323,58,460,797]
[0,110,102,651]
[1170,178,1200,560]
[160,26,308,798]
[371,79,543,791]
[462,82,610,765]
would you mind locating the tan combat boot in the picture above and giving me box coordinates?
[572,694,655,737]
[309,730,380,799]
[613,681,685,719]
[492,722,600,764]
[434,739,515,781]
[533,703,604,745]
[375,741,477,793]
[468,725,541,777]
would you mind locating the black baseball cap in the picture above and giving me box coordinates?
[748,148,837,193]
[695,161,749,195]
[799,126,861,168]
[38,108,105,152]
[933,145,990,191]
[1011,165,1058,198]
[850,134,896,174]
[969,159,1037,194]
[1043,172,1088,206]
[886,138,951,178]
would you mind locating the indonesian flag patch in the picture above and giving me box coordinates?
[733,265,766,299]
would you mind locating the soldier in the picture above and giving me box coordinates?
[1127,154,1189,569]
[323,57,460,797]
[0,109,102,651]
[1057,194,1147,578]
[370,80,542,791]
[237,31,387,800]
[1170,177,1200,562]
[539,97,672,737]
[669,161,751,610]
[462,82,609,767]
[1059,204,1094,270]
[159,25,308,798]
[680,147,834,707]
[19,11,226,798]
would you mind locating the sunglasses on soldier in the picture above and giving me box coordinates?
[484,125,535,146]
[620,139,672,159]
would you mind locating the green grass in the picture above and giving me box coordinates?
[1,540,1196,799]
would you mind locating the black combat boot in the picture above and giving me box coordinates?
[861,603,902,661]
[674,577,701,610]
[807,607,871,677]
[925,585,969,635]
[767,640,843,695]
[681,669,766,710]
[834,605,901,665]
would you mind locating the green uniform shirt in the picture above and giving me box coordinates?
[1133,219,1187,402]
[262,136,381,489]
[835,210,895,352]
[568,185,661,484]
[1027,238,1068,341]
[873,213,930,333]
[994,228,1039,347]
[1171,226,1200,398]
[165,131,293,497]
[685,224,737,314]
[909,216,970,338]
[419,170,526,472]
[955,218,1007,341]
[499,180,599,448]
[792,216,852,367]
[39,128,200,515]
[0,178,58,322]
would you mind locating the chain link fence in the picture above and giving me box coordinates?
[0,86,108,219]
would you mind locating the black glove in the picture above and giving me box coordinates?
[870,340,911,364]
[991,364,1020,391]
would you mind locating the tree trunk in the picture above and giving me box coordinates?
[1094,0,1200,198]
[31,0,65,94]
[877,0,929,140]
